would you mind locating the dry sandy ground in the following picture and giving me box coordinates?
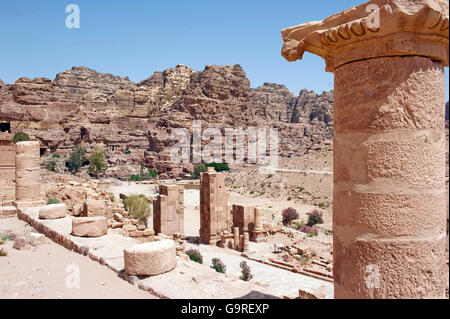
[0,216,156,299]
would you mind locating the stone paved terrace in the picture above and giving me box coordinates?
[17,207,332,299]
[185,242,333,299]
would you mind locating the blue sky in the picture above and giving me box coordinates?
[0,0,448,100]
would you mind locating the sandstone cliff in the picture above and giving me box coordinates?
[0,64,336,178]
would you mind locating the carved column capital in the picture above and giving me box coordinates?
[281,0,449,72]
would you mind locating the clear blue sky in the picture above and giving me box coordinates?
[0,0,448,100]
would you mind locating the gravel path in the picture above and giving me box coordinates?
[0,216,156,299]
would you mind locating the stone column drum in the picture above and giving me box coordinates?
[14,141,44,208]
[281,0,449,298]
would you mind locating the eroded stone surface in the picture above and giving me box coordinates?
[124,239,176,276]
[281,0,449,70]
[39,203,67,220]
[72,216,108,237]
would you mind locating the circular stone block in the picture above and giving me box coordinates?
[124,239,177,276]
[72,217,108,237]
[39,204,67,220]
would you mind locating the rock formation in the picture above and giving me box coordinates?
[0,63,447,178]
[0,64,335,177]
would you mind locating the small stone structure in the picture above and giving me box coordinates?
[14,141,44,208]
[82,198,108,217]
[124,239,177,276]
[153,184,184,235]
[72,216,108,237]
[0,132,15,206]
[199,168,231,245]
[252,208,266,243]
[281,0,449,298]
[0,137,44,209]
[39,203,67,220]
[232,204,255,240]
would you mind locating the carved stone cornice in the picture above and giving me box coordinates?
[281,0,449,72]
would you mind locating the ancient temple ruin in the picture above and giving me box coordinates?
[281,0,449,298]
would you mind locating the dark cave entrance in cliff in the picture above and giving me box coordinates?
[0,122,11,133]
[40,148,48,156]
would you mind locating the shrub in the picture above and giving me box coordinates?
[0,234,8,241]
[211,258,226,273]
[12,132,30,144]
[147,168,158,179]
[240,261,253,281]
[191,163,207,179]
[123,194,151,223]
[129,166,158,181]
[52,153,61,158]
[67,146,87,173]
[109,194,115,202]
[129,174,142,181]
[88,146,108,176]
[294,221,304,230]
[186,248,203,264]
[47,198,60,205]
[307,210,324,227]
[282,207,299,225]
[205,162,230,172]
[0,248,7,257]
[124,150,131,155]
[299,225,318,237]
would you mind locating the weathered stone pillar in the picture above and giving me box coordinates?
[14,141,44,208]
[0,133,15,206]
[153,184,184,235]
[199,168,230,245]
[252,207,266,242]
[233,226,240,249]
[281,0,449,298]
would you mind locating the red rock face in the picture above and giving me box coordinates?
[0,64,335,177]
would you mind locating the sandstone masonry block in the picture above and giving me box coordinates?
[39,203,67,220]
[124,239,177,276]
[72,217,108,237]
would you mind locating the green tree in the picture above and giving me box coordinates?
[67,146,87,173]
[191,163,207,179]
[88,146,108,176]
[12,132,30,144]
[206,162,230,172]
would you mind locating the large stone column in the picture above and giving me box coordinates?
[14,141,44,208]
[281,0,449,298]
